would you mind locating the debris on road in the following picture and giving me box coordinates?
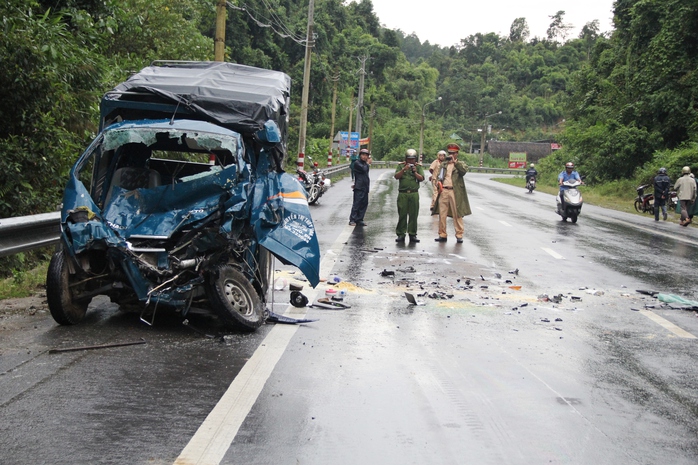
[267,312,318,325]
[311,298,351,310]
[404,292,425,306]
[49,338,147,354]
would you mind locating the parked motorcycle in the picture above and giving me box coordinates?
[526,175,536,193]
[556,179,583,223]
[634,184,678,214]
[297,156,328,205]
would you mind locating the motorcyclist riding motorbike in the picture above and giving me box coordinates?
[558,162,582,206]
[525,163,538,193]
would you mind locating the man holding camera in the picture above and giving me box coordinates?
[432,143,471,243]
[394,149,425,243]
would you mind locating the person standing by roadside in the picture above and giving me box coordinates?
[394,149,425,243]
[349,148,371,226]
[432,143,471,243]
[653,167,671,222]
[674,166,696,226]
[428,150,446,211]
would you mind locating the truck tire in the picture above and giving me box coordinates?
[46,250,89,325]
[206,265,265,331]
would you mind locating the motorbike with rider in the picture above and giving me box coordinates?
[557,162,584,222]
[525,163,538,193]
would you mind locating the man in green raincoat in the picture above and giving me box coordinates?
[432,143,472,243]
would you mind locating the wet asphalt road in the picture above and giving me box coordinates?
[1,170,697,465]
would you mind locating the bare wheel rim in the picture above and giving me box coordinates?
[223,280,255,317]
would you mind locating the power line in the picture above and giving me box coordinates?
[227,1,308,45]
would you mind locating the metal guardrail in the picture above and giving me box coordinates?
[0,165,521,258]
[0,212,61,257]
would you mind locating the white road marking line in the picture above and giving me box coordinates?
[541,247,565,260]
[639,310,697,339]
[499,221,512,227]
[174,188,356,465]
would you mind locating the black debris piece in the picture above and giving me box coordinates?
[267,312,318,324]
[494,273,502,279]
[555,318,563,322]
[290,291,309,308]
[380,269,395,277]
[636,289,659,297]
[509,269,519,275]
[541,318,550,322]
[520,303,529,307]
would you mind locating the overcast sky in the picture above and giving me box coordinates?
[368,0,616,47]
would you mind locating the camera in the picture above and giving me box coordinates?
[445,156,453,161]
[409,164,415,168]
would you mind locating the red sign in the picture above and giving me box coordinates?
[509,161,526,169]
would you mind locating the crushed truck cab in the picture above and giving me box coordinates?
[47,61,320,331]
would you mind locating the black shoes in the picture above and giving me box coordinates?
[396,236,405,242]
[434,237,447,242]
[456,238,463,243]
[409,235,420,243]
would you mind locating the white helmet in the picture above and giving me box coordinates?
[437,150,447,157]
[405,149,417,159]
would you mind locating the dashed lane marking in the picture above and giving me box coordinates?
[541,247,565,260]
[639,310,697,339]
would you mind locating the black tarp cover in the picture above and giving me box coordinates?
[102,62,291,135]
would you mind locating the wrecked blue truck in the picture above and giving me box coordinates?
[46,61,320,331]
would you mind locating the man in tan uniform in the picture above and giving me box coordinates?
[432,143,471,243]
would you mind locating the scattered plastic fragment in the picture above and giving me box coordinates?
[267,312,318,324]
[289,283,304,291]
[656,293,698,308]
[274,278,288,290]
[380,269,395,277]
[554,327,563,331]
[509,269,519,275]
[509,285,522,290]
[494,273,502,279]
[541,318,550,322]
[312,298,351,309]
[585,289,604,296]
[404,292,425,306]
[290,291,309,308]
[555,318,563,322]
[636,289,659,296]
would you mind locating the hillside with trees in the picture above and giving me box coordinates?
[1,0,698,224]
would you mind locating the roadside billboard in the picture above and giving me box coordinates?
[508,152,527,169]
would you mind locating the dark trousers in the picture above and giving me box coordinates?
[349,188,368,223]
[396,191,420,237]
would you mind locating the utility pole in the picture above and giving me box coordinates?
[297,0,315,168]
[214,0,226,61]
[346,93,354,161]
[354,55,369,139]
[368,102,376,154]
[328,70,339,166]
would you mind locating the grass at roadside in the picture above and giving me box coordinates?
[0,261,48,300]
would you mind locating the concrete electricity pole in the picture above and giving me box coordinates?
[214,0,226,61]
[297,0,315,167]
[354,56,369,138]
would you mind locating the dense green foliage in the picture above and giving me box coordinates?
[1,0,698,216]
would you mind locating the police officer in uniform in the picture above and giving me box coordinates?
[432,143,471,242]
[394,149,425,243]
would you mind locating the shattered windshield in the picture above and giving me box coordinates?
[103,126,240,158]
